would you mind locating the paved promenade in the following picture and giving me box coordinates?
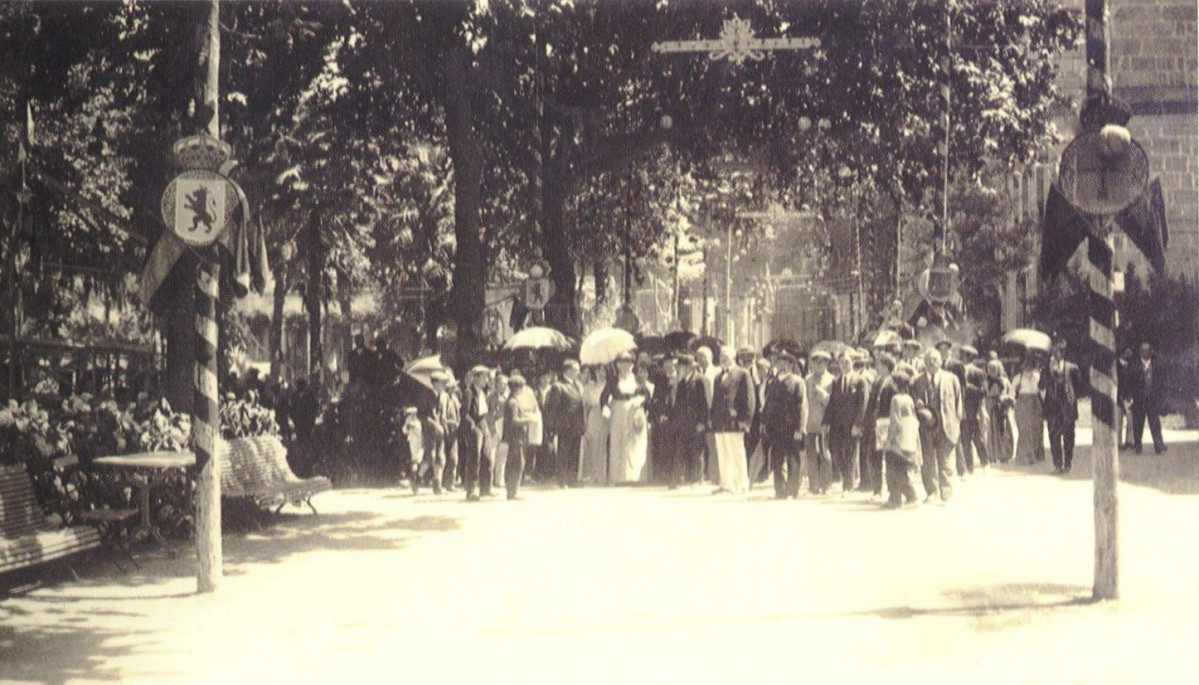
[2,429,1197,685]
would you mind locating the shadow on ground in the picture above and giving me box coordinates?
[999,440,1199,495]
[221,509,460,566]
[0,508,460,684]
[0,620,146,684]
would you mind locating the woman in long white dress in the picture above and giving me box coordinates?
[1012,352,1045,464]
[579,366,609,485]
[603,351,651,484]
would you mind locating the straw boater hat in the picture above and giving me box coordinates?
[960,345,979,358]
[809,349,832,362]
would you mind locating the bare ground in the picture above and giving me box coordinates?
[2,428,1197,685]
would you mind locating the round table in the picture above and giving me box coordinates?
[94,451,196,549]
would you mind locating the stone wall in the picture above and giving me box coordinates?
[1110,0,1198,279]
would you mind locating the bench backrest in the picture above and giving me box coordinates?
[0,464,46,539]
[218,435,298,495]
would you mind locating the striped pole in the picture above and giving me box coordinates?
[194,0,223,594]
[1085,0,1119,601]
[194,255,222,592]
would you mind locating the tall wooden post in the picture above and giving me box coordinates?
[1085,0,1119,601]
[193,0,223,594]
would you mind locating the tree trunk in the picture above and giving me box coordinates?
[305,208,322,381]
[542,175,578,335]
[161,254,196,414]
[594,259,610,306]
[444,45,485,369]
[269,270,286,381]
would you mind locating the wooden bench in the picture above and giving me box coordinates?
[1,463,101,577]
[219,435,331,514]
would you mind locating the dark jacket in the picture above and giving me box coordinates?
[823,371,868,435]
[1126,356,1166,413]
[710,365,756,432]
[762,373,808,437]
[962,363,988,424]
[544,377,586,437]
[1039,358,1084,424]
[674,372,709,430]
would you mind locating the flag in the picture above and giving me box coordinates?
[1115,177,1168,273]
[1039,181,1089,284]
[138,231,188,306]
[16,101,34,164]
[220,181,268,297]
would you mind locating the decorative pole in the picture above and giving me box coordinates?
[193,0,223,594]
[1084,0,1118,601]
[1049,0,1160,602]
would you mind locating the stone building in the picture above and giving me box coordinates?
[1002,0,1197,330]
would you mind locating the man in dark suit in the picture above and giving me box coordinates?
[959,345,990,468]
[913,348,963,501]
[674,353,709,486]
[823,351,868,495]
[459,366,491,500]
[709,347,756,493]
[1127,341,1168,455]
[544,359,587,487]
[649,356,681,487]
[763,352,808,498]
[1039,339,1084,473]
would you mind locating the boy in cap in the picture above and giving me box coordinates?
[503,374,538,499]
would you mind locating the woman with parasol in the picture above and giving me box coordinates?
[601,351,651,484]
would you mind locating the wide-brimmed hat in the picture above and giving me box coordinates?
[934,338,953,350]
[960,345,979,357]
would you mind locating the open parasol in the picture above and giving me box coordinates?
[503,326,573,351]
[1001,328,1052,353]
[404,354,455,391]
[580,328,637,365]
[812,340,849,357]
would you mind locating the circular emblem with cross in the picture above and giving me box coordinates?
[161,169,239,247]
[1058,127,1149,232]
[524,261,555,310]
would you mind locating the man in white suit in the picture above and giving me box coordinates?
[913,348,963,503]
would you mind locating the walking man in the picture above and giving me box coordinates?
[709,346,755,494]
[1128,342,1168,455]
[460,366,491,500]
[649,356,681,487]
[823,351,867,495]
[1040,339,1084,472]
[804,350,834,495]
[764,351,807,498]
[913,349,962,502]
[675,353,708,486]
[545,360,587,487]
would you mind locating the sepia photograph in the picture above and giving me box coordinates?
[1,1,1196,682]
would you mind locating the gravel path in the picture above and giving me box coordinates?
[2,429,1196,685]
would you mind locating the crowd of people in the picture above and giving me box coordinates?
[230,326,1171,505]
[388,331,1171,507]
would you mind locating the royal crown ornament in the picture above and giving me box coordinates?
[172,132,234,172]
